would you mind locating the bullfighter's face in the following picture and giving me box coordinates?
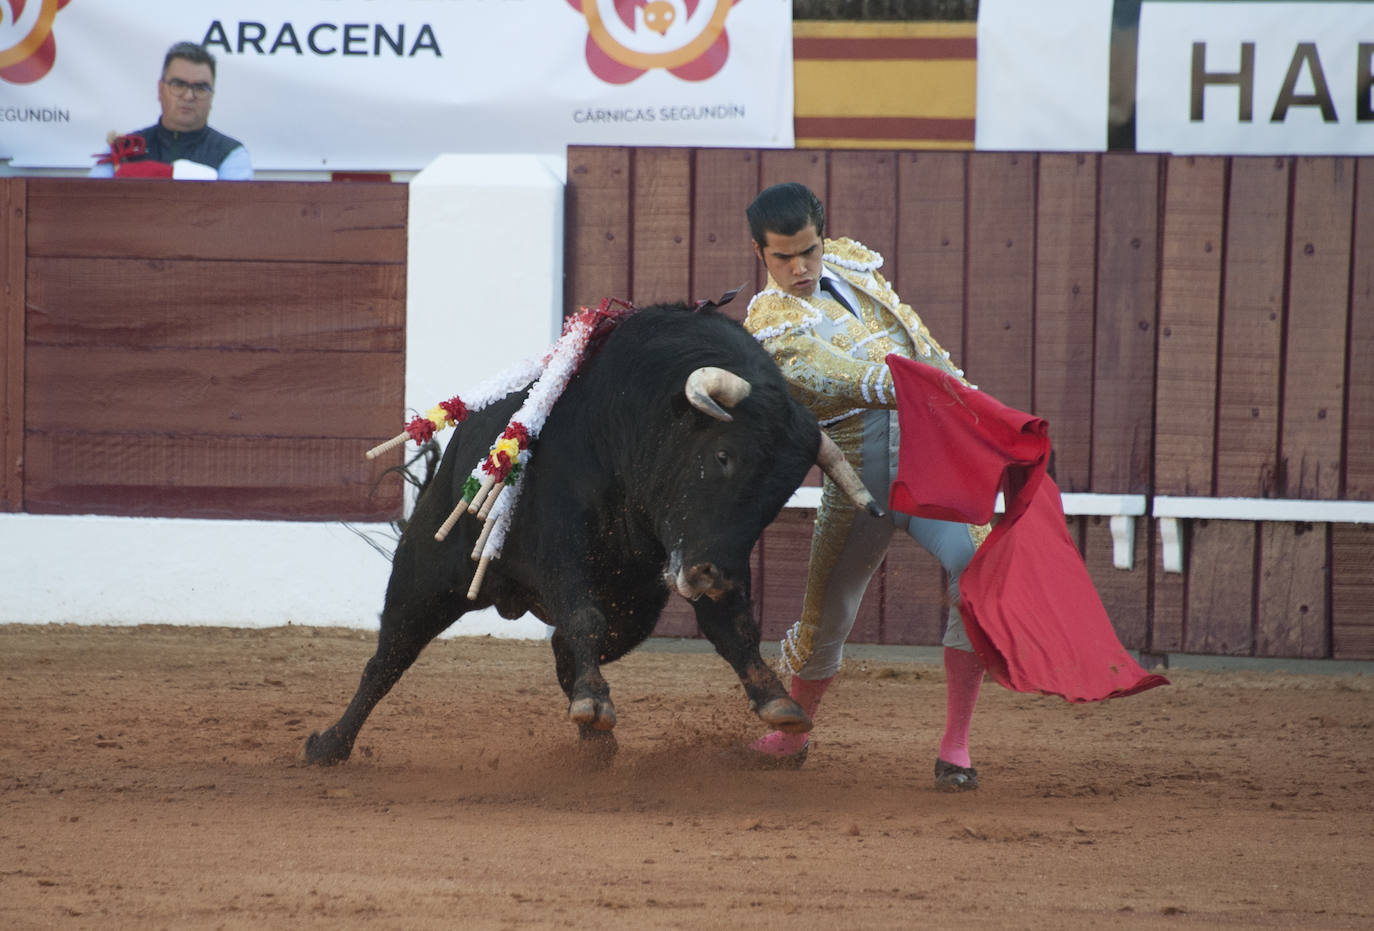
[754,224,823,300]
[157,57,215,133]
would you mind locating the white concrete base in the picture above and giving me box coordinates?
[0,513,552,639]
[406,153,567,431]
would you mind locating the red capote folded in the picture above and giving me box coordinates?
[94,133,170,177]
[114,161,173,178]
[887,354,1168,702]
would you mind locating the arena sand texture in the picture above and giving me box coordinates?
[2,623,1371,930]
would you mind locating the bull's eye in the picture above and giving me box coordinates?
[715,449,731,472]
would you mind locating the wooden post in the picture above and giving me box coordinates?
[0,179,25,512]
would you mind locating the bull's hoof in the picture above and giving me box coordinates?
[568,696,617,731]
[756,697,813,735]
[304,729,351,766]
[574,726,618,769]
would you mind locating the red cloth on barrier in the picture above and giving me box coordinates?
[887,354,1169,703]
[114,161,173,178]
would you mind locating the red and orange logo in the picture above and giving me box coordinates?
[566,0,740,85]
[0,0,71,85]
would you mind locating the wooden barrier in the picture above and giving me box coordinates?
[6,178,407,521]
[3,153,1371,660]
[566,147,1374,661]
[1,179,24,513]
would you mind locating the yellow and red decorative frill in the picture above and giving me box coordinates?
[403,395,469,445]
[481,422,530,483]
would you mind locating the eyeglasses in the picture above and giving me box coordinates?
[162,78,214,99]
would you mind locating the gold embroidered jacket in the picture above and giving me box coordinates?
[743,237,967,425]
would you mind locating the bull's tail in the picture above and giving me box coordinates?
[377,439,441,538]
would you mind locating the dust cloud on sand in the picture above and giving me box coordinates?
[2,624,1371,929]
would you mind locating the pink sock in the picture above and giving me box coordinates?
[749,675,832,757]
[939,647,983,768]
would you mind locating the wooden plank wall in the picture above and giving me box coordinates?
[566,147,1374,660]
[21,180,407,521]
[7,160,1369,660]
[1,180,25,512]
[1338,164,1374,660]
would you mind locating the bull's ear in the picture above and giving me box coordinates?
[692,284,745,312]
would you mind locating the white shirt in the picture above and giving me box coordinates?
[818,268,861,317]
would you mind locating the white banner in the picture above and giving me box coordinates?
[1136,2,1374,155]
[974,0,1114,152]
[0,0,794,172]
[976,0,1374,155]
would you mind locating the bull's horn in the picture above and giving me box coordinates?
[817,431,886,518]
[684,367,752,422]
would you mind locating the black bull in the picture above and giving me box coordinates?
[306,304,878,765]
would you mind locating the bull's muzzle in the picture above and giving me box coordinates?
[663,550,733,601]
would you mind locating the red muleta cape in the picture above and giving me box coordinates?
[887,353,1168,703]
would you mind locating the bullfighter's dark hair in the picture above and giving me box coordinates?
[163,41,216,79]
[746,182,825,249]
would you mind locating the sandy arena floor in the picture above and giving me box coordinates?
[1,623,1371,930]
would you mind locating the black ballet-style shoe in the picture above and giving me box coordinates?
[934,757,979,791]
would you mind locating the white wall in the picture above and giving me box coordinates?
[0,154,565,637]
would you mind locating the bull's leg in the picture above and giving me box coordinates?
[550,609,617,732]
[693,590,811,734]
[549,620,620,766]
[305,586,465,765]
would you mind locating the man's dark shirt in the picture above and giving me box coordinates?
[127,122,244,171]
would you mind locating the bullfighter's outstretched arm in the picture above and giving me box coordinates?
[766,328,897,409]
[746,297,897,412]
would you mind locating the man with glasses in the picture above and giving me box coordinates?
[91,41,252,180]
